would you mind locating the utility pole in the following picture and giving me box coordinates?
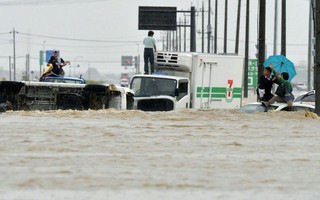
[184,15,187,52]
[25,54,30,81]
[274,0,279,55]
[179,18,182,51]
[308,0,313,91]
[13,28,16,81]
[211,36,214,53]
[166,31,169,51]
[136,43,140,74]
[244,0,250,98]
[202,1,205,53]
[9,56,11,81]
[168,31,172,51]
[25,54,27,81]
[258,0,266,80]
[208,0,212,53]
[42,41,46,77]
[175,30,178,51]
[314,0,320,115]
[214,0,218,54]
[172,30,175,51]
[10,28,17,81]
[224,0,228,54]
[162,34,165,51]
[190,6,196,52]
[235,0,242,54]
[281,0,286,56]
[88,63,91,80]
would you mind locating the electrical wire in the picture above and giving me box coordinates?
[0,0,112,6]
[17,32,141,44]
[7,38,137,49]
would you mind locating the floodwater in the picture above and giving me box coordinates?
[0,108,320,200]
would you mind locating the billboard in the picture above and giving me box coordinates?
[139,6,177,30]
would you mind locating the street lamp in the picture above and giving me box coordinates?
[136,43,140,74]
[41,41,46,77]
[72,56,83,77]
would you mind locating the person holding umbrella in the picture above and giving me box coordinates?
[261,64,295,111]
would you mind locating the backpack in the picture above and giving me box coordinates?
[275,83,292,98]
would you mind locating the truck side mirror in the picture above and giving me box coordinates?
[175,88,180,96]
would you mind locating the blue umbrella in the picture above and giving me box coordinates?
[263,55,297,81]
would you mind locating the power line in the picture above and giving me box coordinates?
[3,30,309,47]
[77,60,120,64]
[18,32,141,44]
[193,36,309,46]
[6,37,136,49]
[0,0,112,6]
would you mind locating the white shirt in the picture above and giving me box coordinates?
[143,36,156,49]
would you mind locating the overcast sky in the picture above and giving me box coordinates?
[0,0,310,80]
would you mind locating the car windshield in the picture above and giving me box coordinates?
[238,104,266,113]
[238,104,278,113]
[131,77,177,97]
[294,93,315,102]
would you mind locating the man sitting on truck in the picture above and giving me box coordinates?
[143,31,157,74]
[47,50,70,76]
[39,50,70,81]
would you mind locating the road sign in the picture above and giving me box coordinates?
[248,59,258,88]
[121,56,133,66]
[39,50,44,66]
[139,6,177,30]
[46,50,59,62]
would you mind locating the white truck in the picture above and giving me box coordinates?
[130,52,244,111]
[0,80,134,112]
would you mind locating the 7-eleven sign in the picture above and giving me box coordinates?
[248,59,258,88]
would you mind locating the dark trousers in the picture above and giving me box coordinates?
[144,48,154,74]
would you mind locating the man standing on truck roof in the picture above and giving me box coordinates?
[143,31,157,75]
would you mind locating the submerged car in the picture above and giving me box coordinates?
[294,90,315,105]
[238,102,315,114]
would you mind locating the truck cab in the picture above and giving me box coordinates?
[130,74,190,111]
[130,51,244,111]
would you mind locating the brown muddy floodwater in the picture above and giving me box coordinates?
[0,109,320,199]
